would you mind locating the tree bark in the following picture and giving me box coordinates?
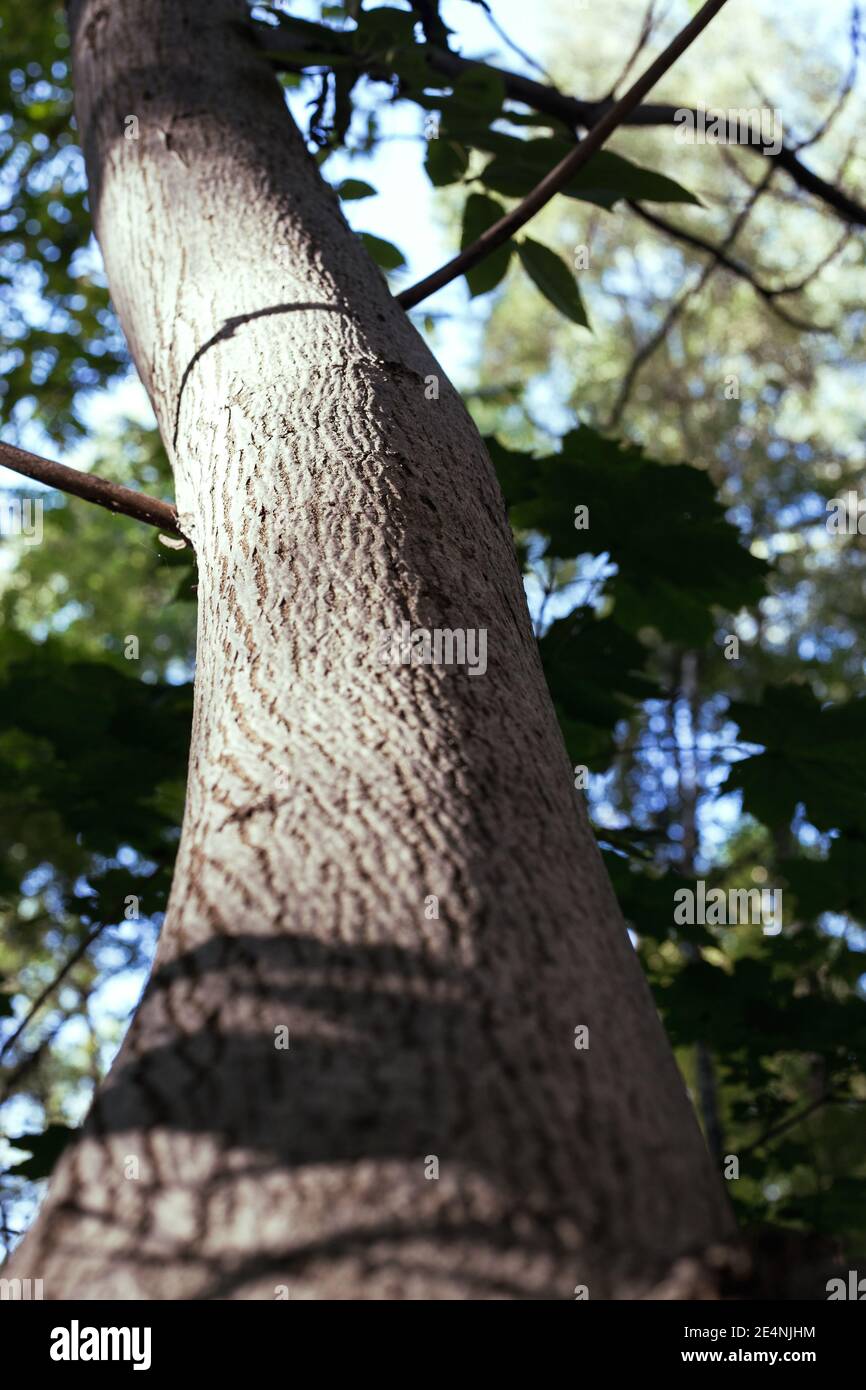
[8,0,736,1299]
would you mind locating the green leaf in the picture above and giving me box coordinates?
[447,67,505,121]
[539,609,657,767]
[460,193,512,296]
[778,1179,866,1236]
[6,1124,77,1181]
[480,139,699,209]
[517,237,589,327]
[485,425,768,642]
[391,46,440,97]
[605,857,712,944]
[424,138,469,187]
[0,634,193,857]
[566,150,700,208]
[351,6,417,57]
[358,232,407,272]
[335,178,377,201]
[726,687,866,833]
[780,836,866,922]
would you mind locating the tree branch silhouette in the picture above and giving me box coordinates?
[626,201,837,334]
[397,0,732,309]
[0,441,182,536]
[255,12,866,229]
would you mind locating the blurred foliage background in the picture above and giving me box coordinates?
[1,0,865,1269]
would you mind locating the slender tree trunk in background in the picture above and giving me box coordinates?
[8,0,735,1298]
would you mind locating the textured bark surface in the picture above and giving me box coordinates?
[8,0,736,1298]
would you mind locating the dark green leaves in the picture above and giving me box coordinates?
[488,424,767,644]
[461,193,512,296]
[489,422,765,766]
[517,237,589,327]
[424,137,469,187]
[359,231,407,272]
[5,1124,76,1181]
[727,686,866,834]
[336,178,377,201]
[478,137,699,208]
[351,5,417,59]
[0,635,193,857]
[0,0,128,442]
[540,610,656,768]
[566,149,700,207]
[780,837,866,923]
[446,67,505,122]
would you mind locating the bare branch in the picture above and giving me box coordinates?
[0,441,183,536]
[475,0,555,83]
[790,4,859,153]
[0,922,109,1070]
[740,1092,839,1156]
[771,227,852,297]
[627,201,833,333]
[397,0,732,310]
[607,168,773,429]
[607,0,662,98]
[253,15,866,228]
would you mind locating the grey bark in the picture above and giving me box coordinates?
[7,0,736,1299]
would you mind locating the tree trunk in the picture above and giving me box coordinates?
[8,0,735,1299]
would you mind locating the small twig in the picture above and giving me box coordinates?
[0,921,109,1067]
[256,16,866,228]
[627,201,833,333]
[0,441,182,536]
[608,0,661,98]
[608,168,773,428]
[476,0,555,83]
[740,1092,838,1156]
[396,0,731,309]
[771,227,852,296]
[790,7,859,154]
